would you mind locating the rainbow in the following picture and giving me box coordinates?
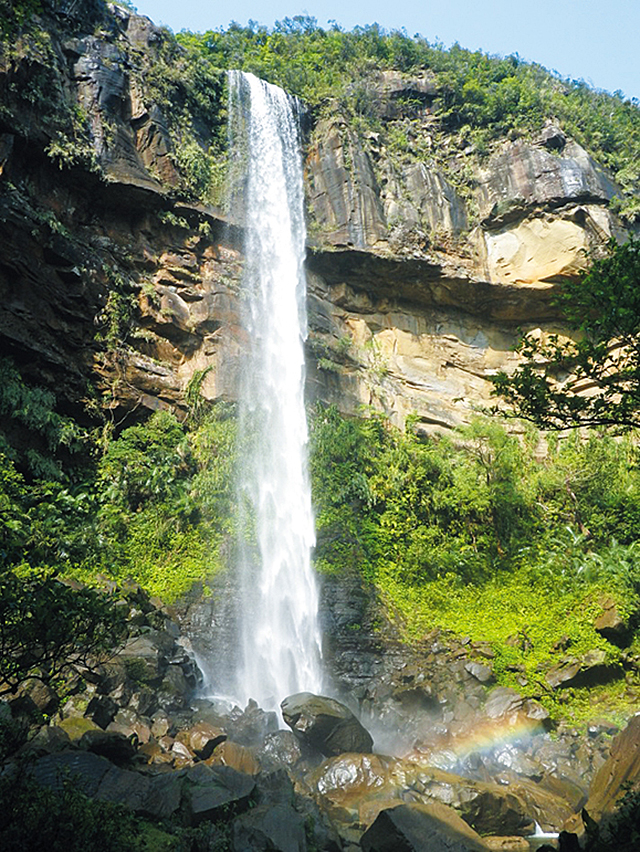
[403,715,545,763]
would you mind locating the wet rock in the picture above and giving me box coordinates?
[228,700,279,748]
[205,740,260,775]
[108,707,152,744]
[361,802,491,852]
[484,688,551,731]
[170,739,195,761]
[483,838,530,851]
[456,786,534,837]
[232,803,307,852]
[150,712,171,739]
[258,730,307,772]
[184,720,227,760]
[311,752,535,835]
[281,692,374,756]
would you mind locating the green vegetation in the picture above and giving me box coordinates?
[0,565,127,699]
[2,344,639,720]
[0,0,42,39]
[310,405,640,719]
[0,769,234,851]
[135,28,227,203]
[0,357,236,602]
[492,238,640,430]
[0,772,149,851]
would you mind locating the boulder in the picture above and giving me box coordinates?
[15,678,59,716]
[465,661,495,684]
[483,839,529,851]
[24,724,71,756]
[545,650,615,690]
[232,802,307,852]
[311,752,534,835]
[594,597,630,645]
[107,707,152,744]
[483,688,551,731]
[182,763,255,826]
[205,740,260,775]
[28,749,257,825]
[57,715,101,741]
[78,729,137,765]
[281,692,374,756]
[184,720,227,759]
[361,802,491,852]
[258,730,316,773]
[85,694,118,729]
[227,699,279,748]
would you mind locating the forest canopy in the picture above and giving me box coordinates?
[177,16,640,219]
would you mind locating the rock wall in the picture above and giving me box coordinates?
[0,3,632,433]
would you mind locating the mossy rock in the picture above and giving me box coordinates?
[57,716,101,741]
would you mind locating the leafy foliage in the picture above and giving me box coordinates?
[491,238,640,430]
[0,0,43,39]
[309,405,640,717]
[311,406,640,581]
[0,771,149,851]
[0,567,127,697]
[0,358,86,479]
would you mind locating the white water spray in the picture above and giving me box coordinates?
[228,70,323,711]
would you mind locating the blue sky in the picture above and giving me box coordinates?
[132,0,640,101]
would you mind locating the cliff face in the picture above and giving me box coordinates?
[0,4,630,431]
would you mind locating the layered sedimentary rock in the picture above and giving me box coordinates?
[0,3,632,433]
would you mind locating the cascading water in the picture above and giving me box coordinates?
[228,70,323,712]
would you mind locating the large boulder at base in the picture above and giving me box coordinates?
[281,692,373,756]
[361,802,491,852]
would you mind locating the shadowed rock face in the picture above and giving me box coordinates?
[564,714,640,840]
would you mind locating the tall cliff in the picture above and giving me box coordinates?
[0,2,634,433]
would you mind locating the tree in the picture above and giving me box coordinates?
[0,570,127,698]
[491,237,640,431]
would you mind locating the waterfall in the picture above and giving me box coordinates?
[228,70,323,712]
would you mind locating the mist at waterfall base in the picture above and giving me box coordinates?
[202,70,323,715]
